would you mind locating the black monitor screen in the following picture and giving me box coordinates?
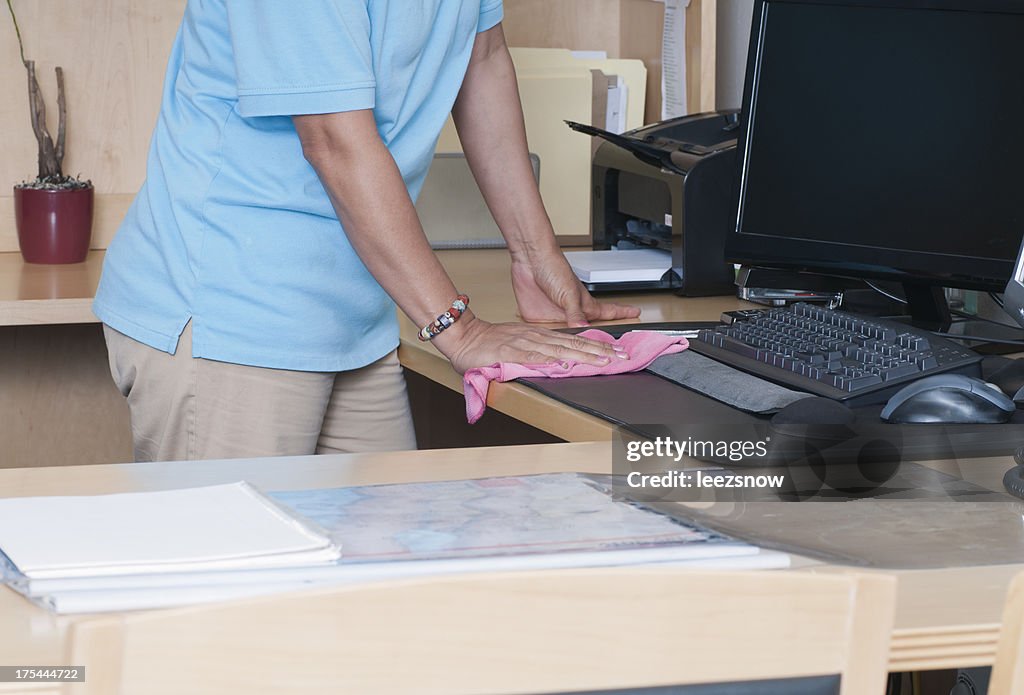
[733,0,1024,289]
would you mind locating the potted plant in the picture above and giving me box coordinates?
[7,0,92,264]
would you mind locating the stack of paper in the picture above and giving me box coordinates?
[0,482,339,609]
[565,249,673,284]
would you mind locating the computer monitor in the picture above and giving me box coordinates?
[728,0,1024,326]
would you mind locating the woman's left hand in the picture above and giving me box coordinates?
[509,250,641,327]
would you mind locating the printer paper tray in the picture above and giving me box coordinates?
[582,278,679,293]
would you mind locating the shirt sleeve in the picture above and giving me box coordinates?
[478,0,504,33]
[225,0,376,118]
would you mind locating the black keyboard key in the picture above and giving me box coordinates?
[842,374,884,392]
[898,333,932,351]
[708,335,765,362]
[805,366,827,380]
[881,363,921,381]
[796,351,827,365]
[715,336,764,360]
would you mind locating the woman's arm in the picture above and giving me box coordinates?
[293,111,629,373]
[451,24,641,327]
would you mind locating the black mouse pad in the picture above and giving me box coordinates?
[521,323,1024,462]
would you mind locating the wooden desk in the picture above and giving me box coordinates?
[0,441,1019,687]
[396,249,750,441]
[0,248,750,467]
[9,247,1013,673]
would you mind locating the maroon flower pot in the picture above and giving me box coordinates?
[13,184,94,264]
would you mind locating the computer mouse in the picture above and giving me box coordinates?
[881,374,1016,424]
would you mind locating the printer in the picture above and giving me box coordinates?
[573,111,739,296]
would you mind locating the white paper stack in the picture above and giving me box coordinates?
[0,482,339,608]
[565,249,673,284]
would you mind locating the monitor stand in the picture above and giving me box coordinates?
[901,283,951,332]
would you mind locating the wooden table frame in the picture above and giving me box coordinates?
[1,441,1021,683]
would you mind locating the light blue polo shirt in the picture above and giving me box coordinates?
[94,0,504,371]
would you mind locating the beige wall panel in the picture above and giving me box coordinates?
[0,1,185,196]
[503,0,625,57]
[617,0,667,122]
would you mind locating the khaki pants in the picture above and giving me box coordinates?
[103,322,417,462]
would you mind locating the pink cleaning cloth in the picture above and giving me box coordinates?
[462,329,689,424]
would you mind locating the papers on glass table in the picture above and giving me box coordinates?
[1,474,787,613]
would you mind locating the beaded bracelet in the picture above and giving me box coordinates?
[417,294,470,341]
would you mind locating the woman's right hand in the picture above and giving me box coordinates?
[433,314,629,375]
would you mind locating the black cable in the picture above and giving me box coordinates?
[950,308,1024,330]
[864,282,1019,327]
[863,280,907,305]
[860,281,1024,346]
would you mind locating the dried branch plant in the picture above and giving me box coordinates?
[6,0,69,182]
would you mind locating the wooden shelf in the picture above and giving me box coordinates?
[0,250,104,326]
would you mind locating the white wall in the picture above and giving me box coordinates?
[715,0,755,111]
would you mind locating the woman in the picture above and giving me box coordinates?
[94,0,639,462]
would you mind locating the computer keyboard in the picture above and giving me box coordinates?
[688,303,983,407]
